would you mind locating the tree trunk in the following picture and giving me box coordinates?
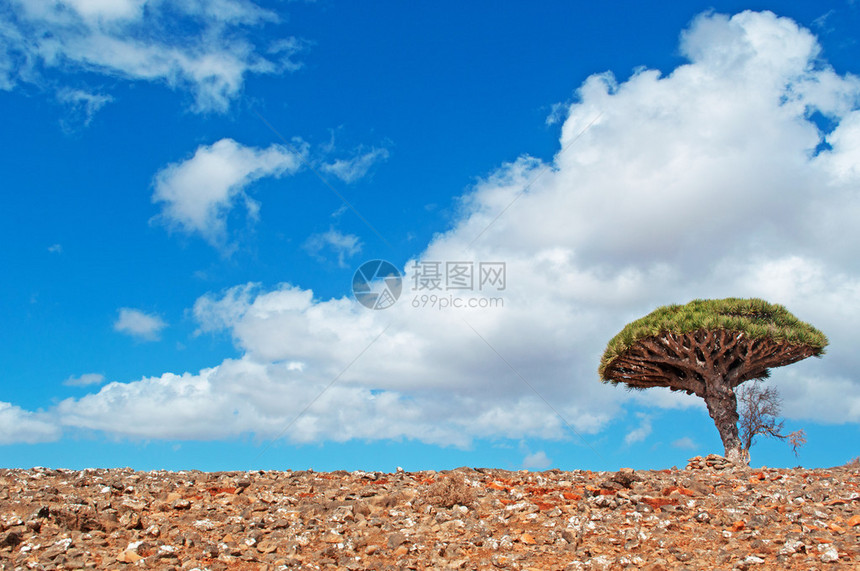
[703,376,746,465]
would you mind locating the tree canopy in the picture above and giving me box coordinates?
[599,298,828,391]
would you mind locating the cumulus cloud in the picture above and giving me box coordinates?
[65,281,604,446]
[55,10,860,446]
[63,373,105,387]
[114,308,167,341]
[0,0,299,112]
[152,138,302,248]
[153,138,387,251]
[0,401,60,444]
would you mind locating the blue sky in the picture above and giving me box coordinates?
[1,0,859,472]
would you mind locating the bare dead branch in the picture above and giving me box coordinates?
[737,379,804,457]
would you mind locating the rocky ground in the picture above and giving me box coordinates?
[1,455,858,570]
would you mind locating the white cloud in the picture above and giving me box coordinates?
[64,373,105,387]
[0,0,299,112]
[545,101,568,126]
[304,228,362,267]
[522,450,552,470]
[320,147,390,183]
[0,401,60,444]
[114,308,167,341]
[60,279,609,445]
[672,436,699,450]
[47,243,63,254]
[152,138,302,248]
[55,10,860,447]
[56,88,113,128]
[193,282,260,335]
[624,413,652,445]
[57,277,620,444]
[56,0,148,22]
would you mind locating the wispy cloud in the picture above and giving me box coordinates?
[624,413,652,445]
[545,101,568,125]
[320,147,389,183]
[0,0,301,112]
[56,88,113,129]
[303,227,362,267]
[63,373,106,387]
[114,308,167,341]
[522,450,552,470]
[672,436,699,450]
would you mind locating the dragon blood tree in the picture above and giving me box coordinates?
[599,298,827,464]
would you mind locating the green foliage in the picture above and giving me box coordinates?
[599,298,828,381]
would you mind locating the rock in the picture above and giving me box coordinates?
[387,531,407,549]
[818,544,839,562]
[117,549,143,563]
[393,545,409,556]
[610,468,640,488]
[686,454,735,471]
[1,530,22,547]
[118,510,141,529]
[171,498,191,510]
[778,539,804,555]
[121,498,146,511]
[0,462,857,569]
[257,539,278,553]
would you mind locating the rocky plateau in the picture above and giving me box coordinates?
[1,455,858,570]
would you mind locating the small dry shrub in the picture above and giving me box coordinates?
[843,456,859,469]
[424,475,475,508]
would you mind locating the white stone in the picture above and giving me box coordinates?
[818,544,839,562]
[779,539,804,555]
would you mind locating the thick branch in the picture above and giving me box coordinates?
[727,340,816,385]
[604,329,817,395]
